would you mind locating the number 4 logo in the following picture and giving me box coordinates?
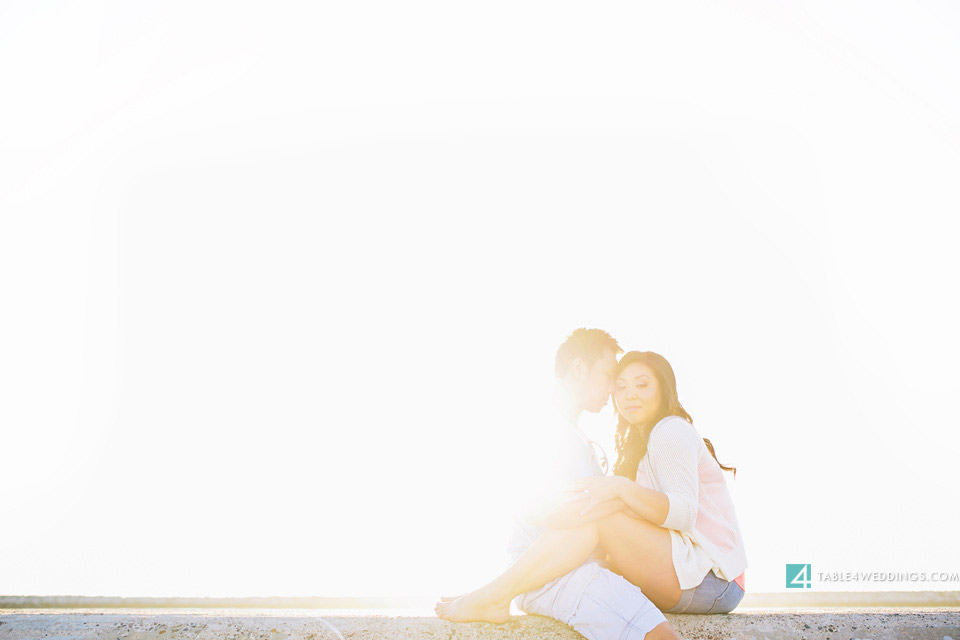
[786,564,812,589]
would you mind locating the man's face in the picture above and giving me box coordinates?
[579,349,618,413]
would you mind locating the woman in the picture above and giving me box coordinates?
[436,350,746,622]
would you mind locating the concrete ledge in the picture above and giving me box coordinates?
[4,593,958,610]
[2,609,959,640]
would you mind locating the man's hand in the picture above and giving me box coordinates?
[564,476,633,515]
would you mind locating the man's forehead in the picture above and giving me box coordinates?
[596,350,618,369]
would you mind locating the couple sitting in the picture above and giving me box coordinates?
[436,329,747,640]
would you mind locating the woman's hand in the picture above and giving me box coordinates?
[564,476,633,515]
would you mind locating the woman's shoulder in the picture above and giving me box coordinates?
[649,415,702,445]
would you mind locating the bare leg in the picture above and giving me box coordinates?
[435,512,681,622]
[595,512,682,610]
[436,525,599,623]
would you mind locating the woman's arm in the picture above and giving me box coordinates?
[572,476,670,525]
[645,418,701,532]
[615,480,670,526]
[575,419,701,531]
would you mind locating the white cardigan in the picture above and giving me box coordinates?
[635,416,748,590]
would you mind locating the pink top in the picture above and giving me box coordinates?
[634,416,748,591]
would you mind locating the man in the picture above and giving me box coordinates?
[438,329,679,640]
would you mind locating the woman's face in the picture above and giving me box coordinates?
[614,362,663,426]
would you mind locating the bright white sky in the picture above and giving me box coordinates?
[2,1,958,599]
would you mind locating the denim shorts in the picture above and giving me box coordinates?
[664,569,744,614]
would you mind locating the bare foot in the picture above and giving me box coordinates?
[645,621,681,640]
[434,589,513,624]
[438,594,461,602]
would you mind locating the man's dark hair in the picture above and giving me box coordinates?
[554,328,622,379]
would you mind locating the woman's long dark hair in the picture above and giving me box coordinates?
[612,351,737,481]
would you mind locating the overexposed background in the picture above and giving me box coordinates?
[2,1,958,598]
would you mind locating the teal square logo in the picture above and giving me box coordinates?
[786,564,812,589]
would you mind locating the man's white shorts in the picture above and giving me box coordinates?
[514,561,667,640]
